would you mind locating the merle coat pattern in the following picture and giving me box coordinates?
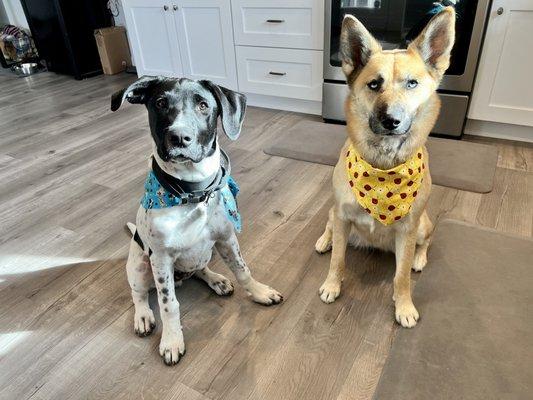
[112,77,282,366]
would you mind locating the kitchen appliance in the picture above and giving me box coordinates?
[20,0,112,80]
[323,0,491,137]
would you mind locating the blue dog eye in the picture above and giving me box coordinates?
[367,80,380,91]
[407,79,418,89]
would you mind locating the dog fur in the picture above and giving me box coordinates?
[111,77,282,365]
[316,8,455,328]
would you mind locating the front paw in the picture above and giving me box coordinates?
[395,301,419,328]
[134,308,156,337]
[210,276,234,296]
[248,281,283,306]
[159,330,186,366]
[319,279,341,303]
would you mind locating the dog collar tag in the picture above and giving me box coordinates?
[345,144,425,225]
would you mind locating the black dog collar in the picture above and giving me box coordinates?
[151,148,231,205]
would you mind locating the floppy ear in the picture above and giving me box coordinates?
[408,7,456,78]
[340,14,382,80]
[200,81,247,140]
[110,76,162,112]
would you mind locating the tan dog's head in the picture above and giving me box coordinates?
[341,8,455,151]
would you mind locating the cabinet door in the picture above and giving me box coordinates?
[468,0,533,127]
[122,0,183,77]
[172,0,238,89]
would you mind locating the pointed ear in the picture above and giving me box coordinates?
[408,7,456,78]
[200,80,247,140]
[340,14,382,80]
[110,76,162,112]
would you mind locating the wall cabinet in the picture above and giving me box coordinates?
[469,0,533,127]
[122,0,237,89]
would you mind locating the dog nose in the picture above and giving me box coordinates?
[169,133,192,148]
[381,116,401,131]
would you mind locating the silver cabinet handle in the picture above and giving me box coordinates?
[163,5,168,11]
[496,7,504,15]
[173,5,178,10]
[269,71,286,76]
[266,19,285,23]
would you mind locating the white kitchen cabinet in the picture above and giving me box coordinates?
[236,46,323,101]
[469,0,533,127]
[122,0,237,89]
[122,0,183,77]
[231,0,324,50]
[173,0,237,88]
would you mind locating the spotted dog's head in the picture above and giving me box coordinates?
[111,77,246,163]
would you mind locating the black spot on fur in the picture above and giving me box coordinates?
[164,307,168,312]
[158,277,164,284]
[162,288,169,295]
[162,296,168,304]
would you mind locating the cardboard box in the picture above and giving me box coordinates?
[94,26,132,75]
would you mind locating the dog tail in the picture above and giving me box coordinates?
[126,222,136,236]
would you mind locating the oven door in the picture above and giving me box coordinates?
[324,0,490,92]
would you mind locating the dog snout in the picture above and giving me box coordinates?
[380,115,401,131]
[377,105,405,132]
[168,132,192,148]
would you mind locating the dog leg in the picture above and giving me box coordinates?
[315,207,334,254]
[319,209,351,303]
[126,238,156,337]
[394,230,419,328]
[216,234,283,306]
[195,266,234,296]
[150,252,186,365]
[413,211,433,272]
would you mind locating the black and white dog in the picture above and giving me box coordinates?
[111,76,282,366]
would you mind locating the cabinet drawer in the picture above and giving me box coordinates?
[231,0,324,50]
[236,46,323,101]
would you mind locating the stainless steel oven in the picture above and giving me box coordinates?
[323,0,491,137]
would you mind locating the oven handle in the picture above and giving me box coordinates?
[266,19,285,23]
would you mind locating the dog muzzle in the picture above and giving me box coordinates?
[345,144,426,225]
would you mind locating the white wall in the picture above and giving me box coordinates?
[0,2,9,26]
[1,0,29,30]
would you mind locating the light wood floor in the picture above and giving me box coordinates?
[0,72,531,400]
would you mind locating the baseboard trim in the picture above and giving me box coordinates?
[464,119,533,143]
[244,93,322,115]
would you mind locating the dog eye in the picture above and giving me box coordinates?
[198,101,208,111]
[407,79,418,89]
[155,98,167,109]
[367,80,380,91]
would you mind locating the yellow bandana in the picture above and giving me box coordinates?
[345,144,425,225]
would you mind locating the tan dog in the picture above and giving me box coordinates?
[316,8,455,328]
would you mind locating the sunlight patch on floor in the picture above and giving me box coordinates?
[0,331,32,356]
[0,254,95,275]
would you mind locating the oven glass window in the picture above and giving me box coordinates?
[330,0,478,76]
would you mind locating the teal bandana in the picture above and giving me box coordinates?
[140,171,242,233]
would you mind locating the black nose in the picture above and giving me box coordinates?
[169,133,192,148]
[381,116,401,131]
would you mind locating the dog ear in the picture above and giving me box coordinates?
[408,7,456,78]
[340,14,382,80]
[110,76,162,112]
[200,81,247,140]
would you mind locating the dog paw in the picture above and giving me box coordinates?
[248,281,283,306]
[395,301,419,328]
[319,279,341,303]
[412,252,427,272]
[210,277,234,296]
[315,234,332,254]
[159,330,186,366]
[134,308,156,337]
